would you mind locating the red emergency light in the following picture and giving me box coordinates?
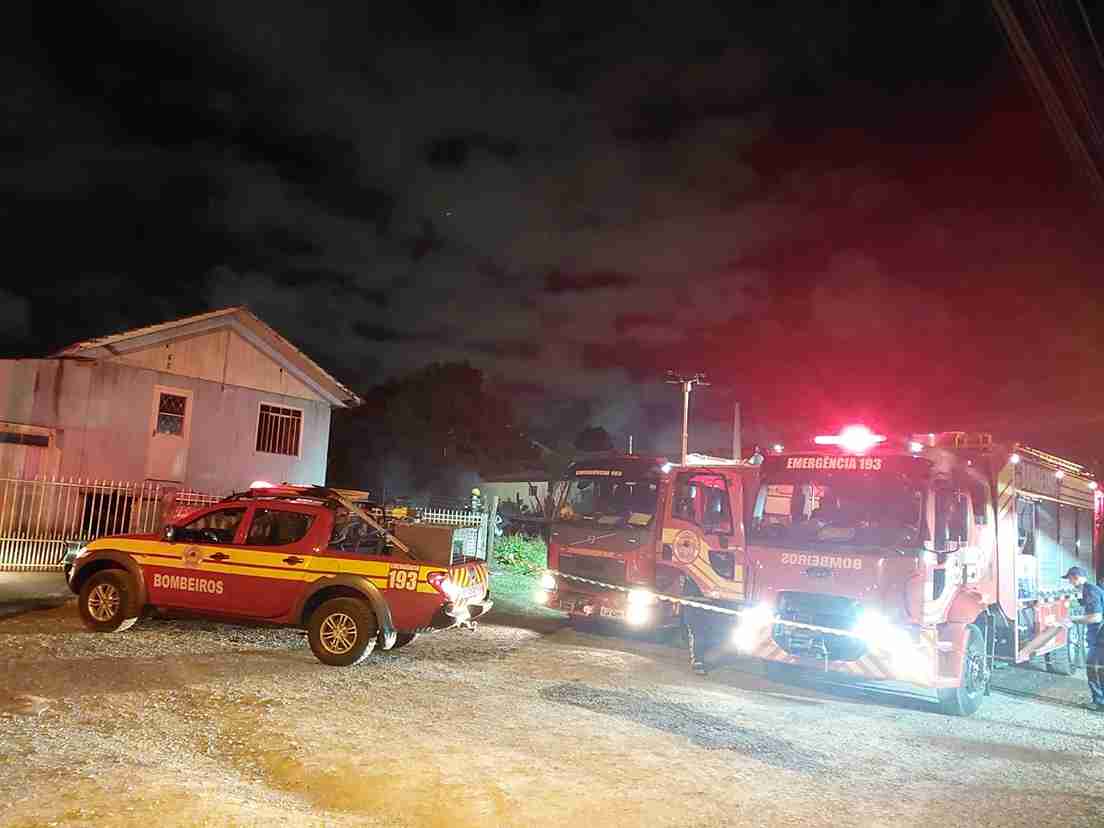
[814,425,887,454]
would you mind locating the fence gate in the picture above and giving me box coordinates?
[0,477,220,572]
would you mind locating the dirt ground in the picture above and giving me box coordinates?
[2,583,1103,828]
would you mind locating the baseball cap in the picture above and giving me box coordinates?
[1063,566,1087,579]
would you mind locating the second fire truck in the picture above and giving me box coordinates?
[537,452,751,631]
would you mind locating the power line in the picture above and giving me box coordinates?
[1032,0,1104,159]
[1075,0,1104,73]
[991,0,1104,200]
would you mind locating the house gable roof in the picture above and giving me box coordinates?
[55,307,362,407]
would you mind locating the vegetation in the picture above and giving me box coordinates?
[492,534,546,575]
[327,361,541,495]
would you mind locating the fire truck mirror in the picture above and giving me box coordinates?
[716,533,729,549]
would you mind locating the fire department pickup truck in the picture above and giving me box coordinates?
[65,484,492,665]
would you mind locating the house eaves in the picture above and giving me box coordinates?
[54,307,363,408]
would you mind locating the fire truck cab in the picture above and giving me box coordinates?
[538,453,752,629]
[737,427,1100,716]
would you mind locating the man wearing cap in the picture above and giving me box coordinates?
[1063,566,1103,712]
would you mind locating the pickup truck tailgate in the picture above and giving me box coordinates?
[449,559,490,602]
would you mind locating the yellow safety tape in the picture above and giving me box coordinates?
[548,569,886,642]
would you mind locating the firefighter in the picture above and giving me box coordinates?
[1063,567,1103,712]
[684,601,725,675]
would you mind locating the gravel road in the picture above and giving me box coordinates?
[2,595,1102,828]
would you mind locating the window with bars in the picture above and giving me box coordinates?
[156,393,187,435]
[256,404,302,456]
[0,431,49,447]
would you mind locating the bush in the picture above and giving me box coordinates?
[493,535,547,574]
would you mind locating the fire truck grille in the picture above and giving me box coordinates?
[772,591,866,662]
[558,553,626,588]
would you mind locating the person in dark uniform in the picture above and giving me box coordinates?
[1063,567,1104,712]
[684,601,715,675]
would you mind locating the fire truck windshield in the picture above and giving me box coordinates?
[751,471,925,548]
[558,477,660,526]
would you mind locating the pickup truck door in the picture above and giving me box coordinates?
[223,505,319,619]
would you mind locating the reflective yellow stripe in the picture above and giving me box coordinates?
[99,538,487,596]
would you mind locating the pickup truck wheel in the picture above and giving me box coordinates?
[78,570,138,633]
[308,597,377,666]
[938,624,988,716]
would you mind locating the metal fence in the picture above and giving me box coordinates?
[0,477,492,571]
[0,477,221,572]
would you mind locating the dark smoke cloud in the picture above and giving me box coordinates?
[5,1,1104,462]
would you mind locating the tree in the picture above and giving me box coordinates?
[328,362,539,497]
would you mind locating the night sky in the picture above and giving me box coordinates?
[6,2,1104,462]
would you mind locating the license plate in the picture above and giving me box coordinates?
[559,600,575,613]
[600,606,624,619]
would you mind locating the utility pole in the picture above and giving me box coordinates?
[732,401,741,461]
[665,371,709,466]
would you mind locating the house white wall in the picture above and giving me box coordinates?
[0,357,331,493]
[478,478,549,510]
[107,327,325,402]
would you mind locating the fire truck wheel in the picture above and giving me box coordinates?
[78,570,139,633]
[1045,625,1084,676]
[937,624,988,716]
[307,597,378,666]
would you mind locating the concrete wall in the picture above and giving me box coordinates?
[0,359,331,492]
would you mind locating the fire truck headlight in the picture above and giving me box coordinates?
[854,609,912,651]
[741,602,774,627]
[627,588,656,607]
[533,590,550,605]
[732,603,774,652]
[891,645,930,679]
[540,572,557,591]
[626,604,651,626]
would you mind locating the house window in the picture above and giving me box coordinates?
[256,404,302,456]
[0,432,49,447]
[156,393,187,435]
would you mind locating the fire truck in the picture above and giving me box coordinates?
[536,452,751,630]
[736,426,1101,716]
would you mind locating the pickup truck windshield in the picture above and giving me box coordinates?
[558,477,659,526]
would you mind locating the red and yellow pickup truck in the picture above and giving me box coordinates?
[66,484,491,665]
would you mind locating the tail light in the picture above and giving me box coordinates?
[426,571,460,601]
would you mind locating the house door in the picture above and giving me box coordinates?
[146,386,193,483]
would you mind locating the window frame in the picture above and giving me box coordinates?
[148,384,193,441]
[254,400,304,458]
[0,424,51,448]
[155,392,188,436]
[243,506,316,547]
[175,506,249,545]
[671,471,735,535]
